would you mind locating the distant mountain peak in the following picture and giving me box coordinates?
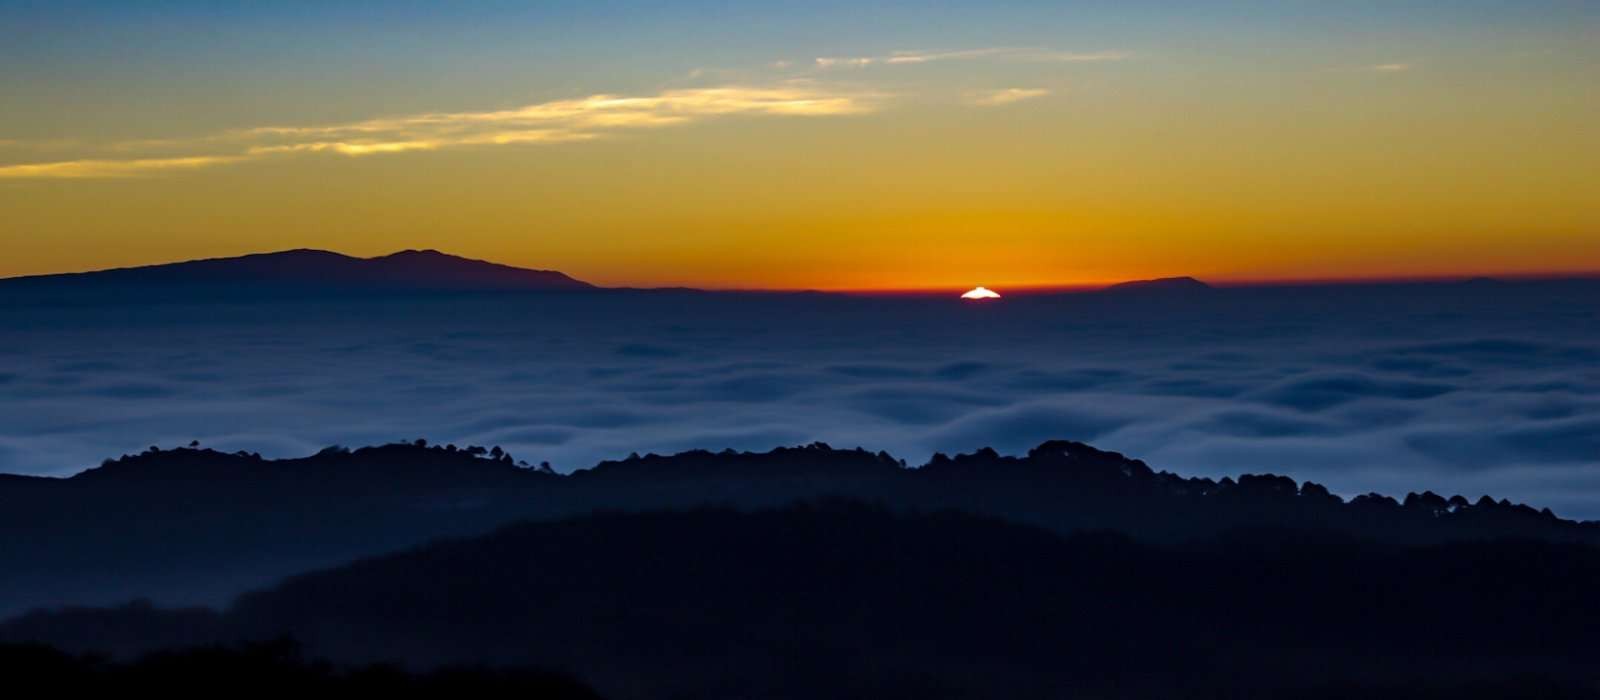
[379,248,448,258]
[0,248,594,298]
[1102,276,1213,294]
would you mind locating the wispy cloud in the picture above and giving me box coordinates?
[1370,63,1412,73]
[0,84,880,179]
[815,56,879,69]
[245,140,447,157]
[969,88,1051,106]
[813,47,1130,69]
[0,155,246,179]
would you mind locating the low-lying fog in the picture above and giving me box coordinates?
[4,284,1598,516]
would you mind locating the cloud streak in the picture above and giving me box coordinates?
[0,155,247,179]
[0,84,881,179]
[813,47,1130,69]
[969,88,1051,106]
[0,49,1127,179]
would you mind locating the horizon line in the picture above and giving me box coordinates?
[3,247,1598,295]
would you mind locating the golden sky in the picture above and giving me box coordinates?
[1,3,1595,290]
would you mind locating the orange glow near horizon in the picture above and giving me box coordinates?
[1,5,1595,290]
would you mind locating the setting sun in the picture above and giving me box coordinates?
[961,286,1001,300]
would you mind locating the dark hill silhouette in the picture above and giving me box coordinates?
[0,248,590,302]
[1,439,1596,617]
[1101,275,1213,294]
[0,639,599,697]
[5,503,1599,699]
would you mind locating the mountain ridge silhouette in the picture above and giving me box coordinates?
[3,437,1596,618]
[1101,275,1214,294]
[0,248,591,295]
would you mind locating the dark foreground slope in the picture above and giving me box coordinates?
[2,439,1596,615]
[0,640,598,697]
[6,503,1600,700]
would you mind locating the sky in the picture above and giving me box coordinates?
[1,1,1596,290]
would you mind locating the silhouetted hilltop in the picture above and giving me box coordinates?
[1101,276,1213,294]
[578,442,905,480]
[6,503,1599,699]
[2,438,1595,618]
[70,440,543,486]
[0,248,590,302]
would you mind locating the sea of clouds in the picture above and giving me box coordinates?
[3,286,1598,516]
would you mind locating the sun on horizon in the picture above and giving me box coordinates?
[961,286,1001,300]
